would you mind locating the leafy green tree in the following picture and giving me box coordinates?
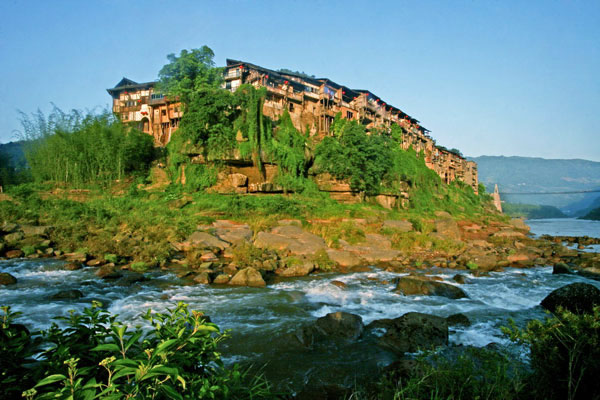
[18,108,154,186]
[157,47,222,103]
[314,115,392,195]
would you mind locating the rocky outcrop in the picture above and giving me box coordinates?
[254,225,327,256]
[394,276,467,299]
[314,311,364,341]
[492,229,526,239]
[0,272,17,285]
[212,220,253,244]
[276,260,315,277]
[541,283,600,314]
[383,220,413,232]
[369,312,448,355]
[229,267,266,287]
[177,232,230,251]
[325,249,362,268]
[433,217,461,240]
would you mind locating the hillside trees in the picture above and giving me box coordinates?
[19,108,154,185]
[314,116,393,195]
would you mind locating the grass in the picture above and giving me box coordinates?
[0,179,503,266]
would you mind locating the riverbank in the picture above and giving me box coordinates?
[1,184,599,291]
[2,187,600,397]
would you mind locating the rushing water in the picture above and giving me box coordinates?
[2,218,600,390]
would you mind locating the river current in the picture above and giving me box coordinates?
[2,218,599,389]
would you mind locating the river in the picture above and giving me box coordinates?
[2,218,599,390]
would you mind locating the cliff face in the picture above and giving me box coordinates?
[108,61,477,196]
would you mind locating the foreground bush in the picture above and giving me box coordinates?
[505,306,600,400]
[1,302,275,400]
[353,307,600,400]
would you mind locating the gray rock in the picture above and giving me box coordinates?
[193,272,211,285]
[372,312,448,355]
[326,249,362,268]
[3,232,23,244]
[314,311,364,341]
[446,313,471,326]
[552,262,572,275]
[383,220,413,232]
[434,218,461,240]
[452,274,468,284]
[395,276,467,299]
[5,249,24,259]
[0,272,17,285]
[21,225,51,237]
[185,231,230,250]
[212,274,230,284]
[229,267,266,287]
[541,283,600,314]
[51,289,84,300]
[276,261,315,277]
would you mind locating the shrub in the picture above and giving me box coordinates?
[466,261,478,270]
[21,245,36,256]
[504,307,600,400]
[0,302,275,399]
[104,253,118,264]
[129,261,148,272]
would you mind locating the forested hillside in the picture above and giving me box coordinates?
[470,155,600,215]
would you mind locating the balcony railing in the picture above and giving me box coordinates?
[224,69,242,80]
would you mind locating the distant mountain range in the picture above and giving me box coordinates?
[469,156,600,216]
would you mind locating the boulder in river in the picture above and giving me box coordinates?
[452,274,468,284]
[51,289,84,300]
[193,271,211,285]
[64,263,83,271]
[0,272,17,285]
[394,276,467,299]
[446,313,471,327]
[552,262,572,275]
[229,267,266,287]
[370,312,448,355]
[541,283,600,314]
[314,311,364,341]
[5,249,24,259]
[95,264,122,280]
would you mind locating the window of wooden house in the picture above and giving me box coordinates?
[289,103,294,112]
[161,110,166,116]
[346,111,353,119]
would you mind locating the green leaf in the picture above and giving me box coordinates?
[34,374,67,387]
[160,384,184,400]
[155,338,178,355]
[125,331,143,351]
[91,343,120,352]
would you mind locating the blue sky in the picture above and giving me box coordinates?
[1,0,598,160]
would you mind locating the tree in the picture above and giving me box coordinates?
[314,115,392,195]
[157,47,222,103]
